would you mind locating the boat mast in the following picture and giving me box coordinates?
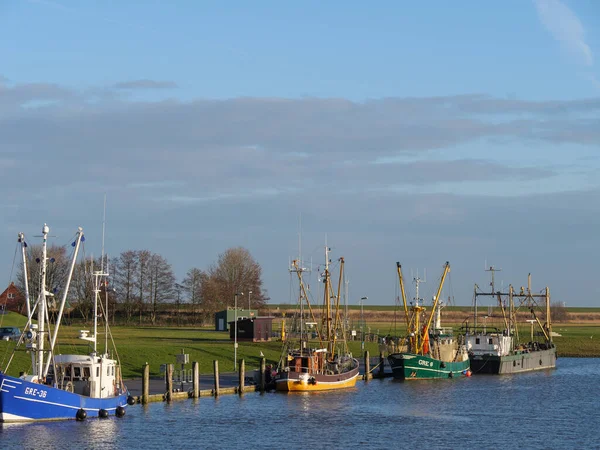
[330,256,344,357]
[102,195,109,354]
[43,228,84,377]
[418,262,450,354]
[18,233,32,319]
[105,259,110,354]
[299,225,303,355]
[412,273,425,354]
[396,263,411,333]
[545,287,552,343]
[37,224,50,378]
[18,232,36,372]
[509,284,517,343]
[324,245,332,346]
[92,262,109,355]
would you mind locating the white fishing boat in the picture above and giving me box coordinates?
[0,224,133,422]
[465,269,557,374]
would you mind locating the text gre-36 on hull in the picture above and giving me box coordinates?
[0,223,133,422]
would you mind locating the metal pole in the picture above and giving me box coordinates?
[360,296,368,351]
[234,293,237,371]
[248,290,252,312]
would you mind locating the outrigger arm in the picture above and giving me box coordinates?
[417,262,450,354]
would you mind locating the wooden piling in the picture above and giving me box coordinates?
[364,350,371,380]
[213,360,220,396]
[239,359,245,395]
[260,357,266,392]
[192,361,199,399]
[142,363,150,404]
[166,363,173,402]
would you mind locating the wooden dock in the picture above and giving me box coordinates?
[128,351,394,404]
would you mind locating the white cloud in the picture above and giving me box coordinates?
[534,0,593,66]
[1,79,600,307]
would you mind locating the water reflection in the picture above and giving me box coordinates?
[1,359,598,450]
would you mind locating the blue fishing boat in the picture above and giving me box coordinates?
[0,224,133,422]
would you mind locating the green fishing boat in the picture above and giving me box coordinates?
[388,261,471,380]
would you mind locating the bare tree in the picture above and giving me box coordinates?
[147,253,176,324]
[182,267,203,324]
[16,244,71,315]
[113,250,138,323]
[551,301,569,322]
[203,247,269,318]
[70,257,97,323]
[137,250,151,325]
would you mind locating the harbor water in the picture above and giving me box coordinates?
[1,357,597,449]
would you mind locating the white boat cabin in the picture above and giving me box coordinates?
[466,333,512,357]
[51,354,120,398]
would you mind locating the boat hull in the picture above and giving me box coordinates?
[388,353,470,380]
[469,347,557,374]
[0,373,128,422]
[275,359,360,392]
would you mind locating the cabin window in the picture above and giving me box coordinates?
[74,367,81,379]
[475,338,480,345]
[107,366,110,376]
[112,366,115,376]
[65,366,72,380]
[83,367,91,379]
[488,338,493,345]
[96,367,100,377]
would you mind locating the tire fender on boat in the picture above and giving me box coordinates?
[116,406,126,418]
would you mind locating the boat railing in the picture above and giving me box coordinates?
[460,322,504,335]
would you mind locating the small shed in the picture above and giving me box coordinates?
[215,308,258,331]
[228,317,273,342]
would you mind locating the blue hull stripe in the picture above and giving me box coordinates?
[1,373,128,422]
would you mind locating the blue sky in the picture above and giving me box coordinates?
[1,0,600,308]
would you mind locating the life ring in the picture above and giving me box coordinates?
[65,381,74,393]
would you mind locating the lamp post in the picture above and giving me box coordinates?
[360,296,368,351]
[234,292,243,371]
[248,290,252,313]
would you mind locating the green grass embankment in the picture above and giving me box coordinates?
[0,312,379,379]
[1,311,598,379]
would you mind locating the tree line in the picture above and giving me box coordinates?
[15,245,268,326]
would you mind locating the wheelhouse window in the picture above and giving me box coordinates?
[475,338,480,345]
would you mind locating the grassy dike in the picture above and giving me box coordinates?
[0,312,376,379]
[1,312,598,379]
